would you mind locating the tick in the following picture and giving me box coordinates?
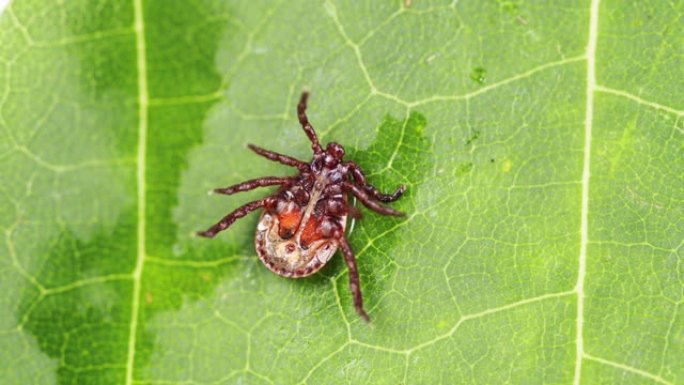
[197,92,406,322]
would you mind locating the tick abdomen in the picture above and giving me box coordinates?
[255,171,347,277]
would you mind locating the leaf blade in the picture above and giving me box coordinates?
[1,1,682,385]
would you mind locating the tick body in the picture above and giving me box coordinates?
[197,92,406,322]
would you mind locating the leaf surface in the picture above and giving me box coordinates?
[1,1,682,384]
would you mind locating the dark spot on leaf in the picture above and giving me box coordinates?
[470,67,487,85]
[454,162,474,177]
[497,0,519,14]
[341,112,431,295]
[465,130,480,146]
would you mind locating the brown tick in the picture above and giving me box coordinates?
[197,92,406,321]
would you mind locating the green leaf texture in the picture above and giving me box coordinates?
[1,1,682,384]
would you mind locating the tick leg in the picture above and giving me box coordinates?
[248,144,309,171]
[346,162,406,202]
[343,182,405,217]
[297,92,323,154]
[347,202,363,219]
[339,236,370,322]
[196,199,266,238]
[213,176,294,195]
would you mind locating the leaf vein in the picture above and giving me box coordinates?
[583,353,674,385]
[574,0,601,383]
[596,85,684,117]
[125,0,149,383]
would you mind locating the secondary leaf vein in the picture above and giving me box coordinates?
[583,353,674,385]
[596,85,684,117]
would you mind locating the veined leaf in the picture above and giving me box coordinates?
[1,1,682,384]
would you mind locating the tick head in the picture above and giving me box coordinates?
[326,142,345,159]
[324,142,345,168]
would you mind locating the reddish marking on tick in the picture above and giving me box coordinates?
[300,216,325,248]
[197,92,406,322]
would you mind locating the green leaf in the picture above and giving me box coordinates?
[1,1,682,384]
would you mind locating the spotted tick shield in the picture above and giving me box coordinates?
[197,92,406,322]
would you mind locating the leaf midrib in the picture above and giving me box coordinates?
[573,0,600,383]
[125,0,149,383]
